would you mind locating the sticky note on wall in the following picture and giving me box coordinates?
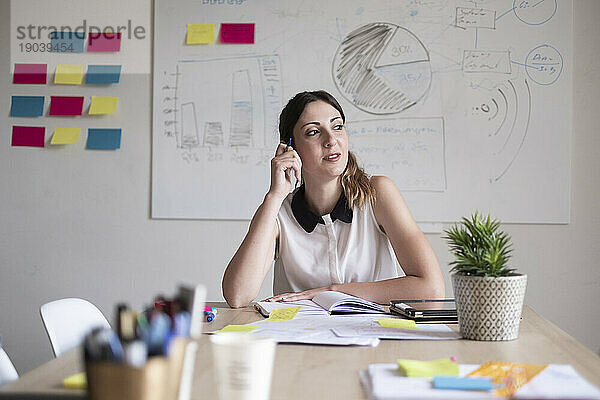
[87,32,121,52]
[89,96,118,114]
[86,65,121,84]
[55,64,84,85]
[220,23,255,44]
[187,24,215,44]
[50,31,85,53]
[13,63,47,84]
[10,96,44,117]
[49,96,84,116]
[87,128,121,149]
[12,126,45,147]
[51,127,81,144]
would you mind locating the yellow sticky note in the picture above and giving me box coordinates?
[63,372,87,389]
[187,23,215,44]
[397,358,459,377]
[55,64,84,85]
[268,306,300,321]
[378,318,417,330]
[51,127,81,144]
[89,96,118,115]
[217,324,258,333]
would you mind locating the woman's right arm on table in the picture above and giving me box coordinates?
[222,143,302,308]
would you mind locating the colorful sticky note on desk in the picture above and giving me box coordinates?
[468,362,547,397]
[89,96,118,114]
[50,31,85,53]
[268,306,300,321]
[10,96,44,117]
[12,126,45,147]
[220,23,255,43]
[87,128,121,149]
[63,372,87,389]
[55,64,84,85]
[217,325,258,333]
[49,96,84,116]
[378,318,417,330]
[86,65,121,84]
[13,63,47,84]
[187,23,215,44]
[51,127,81,144]
[88,32,121,52]
[397,358,459,378]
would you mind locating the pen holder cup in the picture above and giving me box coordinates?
[86,338,196,400]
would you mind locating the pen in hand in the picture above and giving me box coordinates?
[285,138,300,189]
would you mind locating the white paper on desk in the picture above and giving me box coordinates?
[360,363,490,400]
[332,320,460,340]
[513,364,600,399]
[254,327,379,346]
[248,314,380,346]
[360,363,600,400]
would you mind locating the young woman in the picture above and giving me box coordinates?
[222,90,444,308]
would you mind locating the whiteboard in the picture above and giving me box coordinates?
[152,0,572,223]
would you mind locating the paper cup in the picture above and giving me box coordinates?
[210,333,276,400]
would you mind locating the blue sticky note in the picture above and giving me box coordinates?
[433,376,493,391]
[50,31,85,53]
[10,96,44,117]
[86,65,121,84]
[87,128,121,150]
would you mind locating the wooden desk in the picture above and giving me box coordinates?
[1,306,599,399]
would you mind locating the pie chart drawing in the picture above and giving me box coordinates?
[332,22,432,115]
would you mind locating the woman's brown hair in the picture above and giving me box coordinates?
[279,90,375,208]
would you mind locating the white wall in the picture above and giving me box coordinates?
[1,1,599,374]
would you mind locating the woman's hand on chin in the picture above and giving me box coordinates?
[264,285,334,302]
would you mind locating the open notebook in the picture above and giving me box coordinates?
[255,290,386,317]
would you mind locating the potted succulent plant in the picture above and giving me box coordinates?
[444,212,527,341]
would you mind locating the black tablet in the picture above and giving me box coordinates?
[390,299,457,318]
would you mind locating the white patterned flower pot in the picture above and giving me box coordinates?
[451,274,527,341]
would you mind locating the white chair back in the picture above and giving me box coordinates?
[0,347,18,386]
[40,298,111,357]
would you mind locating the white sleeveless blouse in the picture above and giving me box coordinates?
[273,189,402,295]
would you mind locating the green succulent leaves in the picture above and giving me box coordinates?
[444,212,516,277]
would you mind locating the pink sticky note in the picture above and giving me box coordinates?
[49,96,84,116]
[12,126,45,147]
[87,32,121,52]
[13,63,47,84]
[220,23,255,44]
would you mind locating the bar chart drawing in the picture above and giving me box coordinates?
[180,102,199,148]
[229,70,254,148]
[203,122,224,147]
[162,56,281,152]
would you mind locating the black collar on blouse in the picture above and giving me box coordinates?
[291,185,353,233]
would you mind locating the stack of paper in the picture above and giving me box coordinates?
[249,314,380,346]
[246,314,460,346]
[332,319,459,340]
[360,363,600,400]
